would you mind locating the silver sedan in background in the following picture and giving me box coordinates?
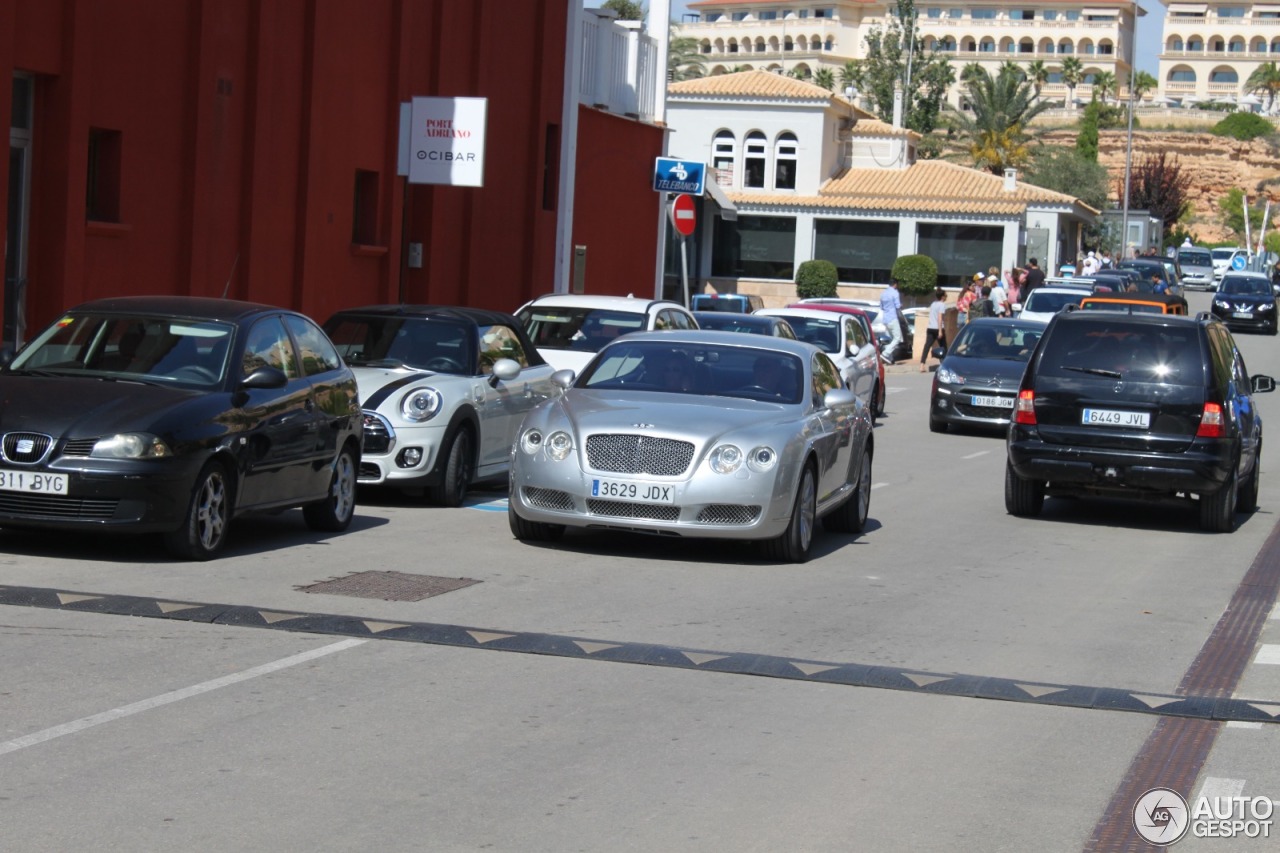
[508,331,874,563]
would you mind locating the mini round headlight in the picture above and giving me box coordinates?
[747,446,777,473]
[401,388,442,422]
[520,429,544,455]
[546,431,574,461]
[709,444,743,474]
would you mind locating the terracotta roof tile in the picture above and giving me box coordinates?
[851,118,919,140]
[668,70,875,118]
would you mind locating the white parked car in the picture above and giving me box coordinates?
[1212,247,1247,284]
[1016,285,1093,324]
[515,294,698,373]
[755,307,877,409]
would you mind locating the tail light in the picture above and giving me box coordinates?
[1014,389,1037,425]
[1196,401,1224,438]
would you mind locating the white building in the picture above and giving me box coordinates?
[1158,1,1280,109]
[664,70,1097,295]
[675,0,1143,107]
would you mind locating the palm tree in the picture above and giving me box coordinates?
[1092,70,1117,105]
[668,33,706,82]
[1026,60,1049,102]
[838,60,860,92]
[1245,61,1280,113]
[999,60,1025,82]
[948,67,1054,174]
[1060,56,1084,107]
[1131,70,1158,104]
[960,62,985,85]
[814,68,836,91]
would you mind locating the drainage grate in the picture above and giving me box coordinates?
[296,571,480,602]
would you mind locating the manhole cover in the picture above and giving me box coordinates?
[296,571,480,602]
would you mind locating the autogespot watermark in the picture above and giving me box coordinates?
[1133,787,1275,846]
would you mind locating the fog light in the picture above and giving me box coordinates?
[398,447,424,468]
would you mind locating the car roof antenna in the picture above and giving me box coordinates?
[220,253,240,299]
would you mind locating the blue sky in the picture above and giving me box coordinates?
[659,1,1165,74]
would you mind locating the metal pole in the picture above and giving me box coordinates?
[1119,11,1139,258]
[680,236,691,309]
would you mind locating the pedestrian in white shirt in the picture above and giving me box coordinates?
[987,275,1009,317]
[879,278,904,363]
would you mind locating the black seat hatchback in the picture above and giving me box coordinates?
[1005,309,1274,532]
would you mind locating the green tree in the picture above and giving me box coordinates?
[1118,151,1193,240]
[1024,147,1109,212]
[795,260,839,299]
[891,254,938,297]
[838,61,859,91]
[1000,60,1024,81]
[668,33,705,82]
[948,67,1053,174]
[1092,70,1117,105]
[1217,188,1269,242]
[1211,112,1275,141]
[1076,100,1100,162]
[1245,61,1280,113]
[789,66,812,80]
[960,62,985,85]
[1060,56,1084,106]
[602,0,644,20]
[814,68,836,91]
[1131,70,1158,103]
[1025,60,1049,101]
[845,0,955,134]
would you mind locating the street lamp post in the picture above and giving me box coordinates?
[1119,8,1139,257]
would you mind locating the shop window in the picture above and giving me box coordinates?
[711,215,796,279]
[352,169,379,245]
[86,128,122,223]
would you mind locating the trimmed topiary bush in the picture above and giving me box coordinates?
[795,259,839,299]
[1211,112,1275,141]
[891,254,938,297]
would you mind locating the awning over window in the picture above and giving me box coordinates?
[1166,3,1209,13]
[705,180,738,221]
[1082,7,1122,16]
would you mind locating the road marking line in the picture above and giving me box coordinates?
[871,482,889,490]
[0,638,365,758]
[1196,776,1246,802]
[1255,644,1280,665]
[962,450,991,460]
[1227,721,1265,729]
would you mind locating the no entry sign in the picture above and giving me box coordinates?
[670,194,696,237]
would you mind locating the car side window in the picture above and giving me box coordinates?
[1206,325,1234,396]
[283,315,343,376]
[671,310,696,330]
[848,319,867,349]
[811,352,840,405]
[478,324,529,373]
[653,310,674,331]
[242,317,299,380]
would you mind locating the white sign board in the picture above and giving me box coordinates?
[407,97,487,187]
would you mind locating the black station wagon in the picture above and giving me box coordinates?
[1005,309,1274,532]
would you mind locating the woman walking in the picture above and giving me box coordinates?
[956,280,977,325]
[920,287,948,373]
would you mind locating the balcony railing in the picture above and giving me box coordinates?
[578,10,659,123]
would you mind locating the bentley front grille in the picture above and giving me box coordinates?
[586,499,680,522]
[524,487,575,511]
[585,434,693,476]
[695,504,761,525]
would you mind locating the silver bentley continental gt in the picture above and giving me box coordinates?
[508,331,874,563]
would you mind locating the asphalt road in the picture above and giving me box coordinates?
[3,290,1279,852]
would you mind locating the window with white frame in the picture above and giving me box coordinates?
[744,132,767,189]
[713,130,737,185]
[774,133,797,191]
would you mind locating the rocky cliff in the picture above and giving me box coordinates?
[1039,129,1279,244]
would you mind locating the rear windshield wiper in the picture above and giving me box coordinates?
[1060,365,1122,379]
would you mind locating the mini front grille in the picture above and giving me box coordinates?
[61,439,98,458]
[524,487,575,511]
[357,462,382,481]
[362,412,394,456]
[2,432,54,466]
[586,499,680,521]
[0,493,118,520]
[586,434,693,476]
[695,504,761,525]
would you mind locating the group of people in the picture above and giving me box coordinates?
[953,258,1048,327]
[1059,249,1116,277]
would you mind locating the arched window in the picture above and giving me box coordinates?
[744,131,767,189]
[712,130,737,185]
[979,38,996,53]
[1209,67,1238,83]
[1187,37,1204,51]
[774,132,798,191]
[939,37,956,52]
[825,37,835,51]
[1168,38,1184,52]
[1228,38,1245,53]
[1058,40,1074,54]
[1210,38,1224,52]
[1273,39,1280,53]
[1168,67,1196,83]
[1080,40,1095,55]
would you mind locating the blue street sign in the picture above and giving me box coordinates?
[654,157,706,195]
[1231,254,1247,270]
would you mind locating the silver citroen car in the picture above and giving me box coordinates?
[508,331,874,562]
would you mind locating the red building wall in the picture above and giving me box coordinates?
[0,0,658,341]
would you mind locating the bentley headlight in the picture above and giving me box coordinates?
[709,444,743,474]
[746,446,777,473]
[90,433,172,459]
[936,366,964,385]
[546,431,573,461]
[520,429,544,455]
[401,388,442,422]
